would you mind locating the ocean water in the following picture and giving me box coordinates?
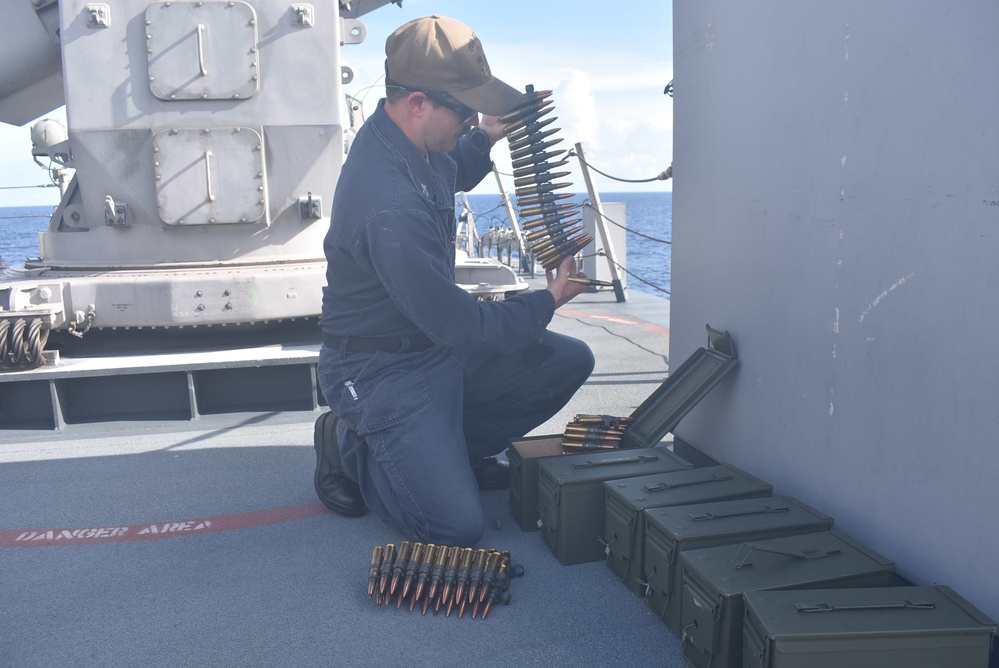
[0,192,671,297]
[463,191,671,297]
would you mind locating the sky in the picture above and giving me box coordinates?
[0,0,672,207]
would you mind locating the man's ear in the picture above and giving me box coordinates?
[407,91,429,117]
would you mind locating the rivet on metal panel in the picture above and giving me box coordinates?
[240,218,247,222]
[223,289,231,296]
[196,291,203,297]
[197,304,205,311]
[201,93,208,99]
[258,186,264,191]
[224,303,232,310]
[233,94,240,99]
[170,94,177,99]
[249,19,255,26]
[147,48,152,54]
[148,76,155,82]
[209,218,216,223]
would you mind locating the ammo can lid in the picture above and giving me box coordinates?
[603,463,772,510]
[680,530,895,596]
[644,494,833,542]
[539,445,691,483]
[743,585,997,638]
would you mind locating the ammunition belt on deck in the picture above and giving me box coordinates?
[367,542,522,619]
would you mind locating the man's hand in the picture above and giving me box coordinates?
[477,115,507,146]
[545,255,590,308]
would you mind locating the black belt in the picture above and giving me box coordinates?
[323,332,435,353]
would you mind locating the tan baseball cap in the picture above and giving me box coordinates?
[385,15,524,115]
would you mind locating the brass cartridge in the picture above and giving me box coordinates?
[516,192,575,209]
[512,149,567,171]
[378,543,396,595]
[518,200,577,219]
[508,127,561,153]
[520,208,580,229]
[478,551,502,603]
[399,542,424,604]
[506,117,559,144]
[467,549,489,603]
[503,107,556,134]
[411,543,436,606]
[513,159,571,180]
[510,138,563,162]
[389,540,411,596]
[439,546,462,608]
[514,170,572,191]
[427,543,451,603]
[514,178,572,197]
[499,99,553,125]
[367,545,383,598]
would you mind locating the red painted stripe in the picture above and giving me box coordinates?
[0,503,330,548]
[559,308,670,341]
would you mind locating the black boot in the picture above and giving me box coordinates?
[313,412,367,516]
[470,456,510,490]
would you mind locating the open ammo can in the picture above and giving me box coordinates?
[680,530,895,668]
[508,325,737,532]
[742,585,996,668]
[603,464,773,597]
[537,445,691,564]
[643,495,833,634]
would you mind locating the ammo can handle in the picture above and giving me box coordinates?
[795,601,936,613]
[572,454,659,469]
[642,474,733,493]
[688,505,790,522]
[730,542,841,569]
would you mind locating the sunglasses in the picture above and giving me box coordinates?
[421,91,478,124]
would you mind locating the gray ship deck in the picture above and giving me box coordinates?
[1,285,690,667]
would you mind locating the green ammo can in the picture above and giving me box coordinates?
[742,585,996,668]
[507,325,737,534]
[603,464,773,597]
[537,445,691,564]
[643,495,833,634]
[679,530,894,668]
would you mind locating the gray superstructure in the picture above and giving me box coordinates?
[0,0,522,366]
[670,0,999,623]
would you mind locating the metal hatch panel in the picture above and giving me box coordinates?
[153,126,267,225]
[145,0,260,102]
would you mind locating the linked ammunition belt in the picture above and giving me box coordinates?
[502,86,592,270]
[562,414,634,450]
[367,542,521,619]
